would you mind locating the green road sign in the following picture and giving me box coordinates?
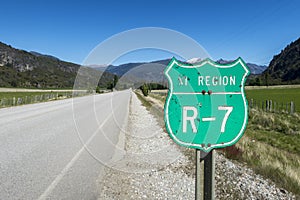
[164,57,250,152]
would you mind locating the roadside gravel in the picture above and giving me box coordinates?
[97,92,296,199]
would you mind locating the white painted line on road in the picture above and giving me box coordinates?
[37,112,113,200]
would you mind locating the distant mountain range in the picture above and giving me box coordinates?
[216,59,267,74]
[1,37,299,89]
[93,58,267,89]
[97,58,267,77]
[0,42,114,88]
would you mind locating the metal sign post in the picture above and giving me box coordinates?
[203,150,215,200]
[164,57,250,199]
[195,149,215,200]
[195,149,202,200]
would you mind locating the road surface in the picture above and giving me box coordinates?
[0,90,131,199]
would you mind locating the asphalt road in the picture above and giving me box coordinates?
[0,90,131,200]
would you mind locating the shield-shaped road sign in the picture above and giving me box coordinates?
[164,57,250,152]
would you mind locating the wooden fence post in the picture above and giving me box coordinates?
[290,101,294,115]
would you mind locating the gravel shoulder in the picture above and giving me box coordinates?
[97,92,296,199]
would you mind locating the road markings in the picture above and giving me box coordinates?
[37,112,113,200]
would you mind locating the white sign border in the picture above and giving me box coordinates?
[164,57,250,152]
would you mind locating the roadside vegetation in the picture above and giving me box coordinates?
[138,87,300,197]
[135,92,151,108]
[0,91,74,108]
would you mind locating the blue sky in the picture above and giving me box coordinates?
[1,0,299,66]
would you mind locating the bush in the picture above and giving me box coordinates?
[96,86,101,94]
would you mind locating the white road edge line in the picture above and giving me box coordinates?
[37,112,113,200]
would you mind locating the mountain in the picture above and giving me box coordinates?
[0,41,114,89]
[93,58,266,89]
[186,57,202,64]
[92,59,171,89]
[0,42,80,88]
[30,51,60,61]
[262,37,300,85]
[95,59,171,78]
[216,59,267,75]
[98,58,266,78]
[246,63,268,75]
[0,39,271,89]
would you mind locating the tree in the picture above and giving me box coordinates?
[140,83,149,96]
[10,80,18,87]
[113,75,118,88]
[107,82,114,91]
[265,73,269,87]
[255,77,261,86]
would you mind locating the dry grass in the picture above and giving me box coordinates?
[148,93,166,104]
[236,135,300,195]
[230,108,300,196]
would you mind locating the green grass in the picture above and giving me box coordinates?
[246,87,300,112]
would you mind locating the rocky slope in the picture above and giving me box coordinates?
[263,37,300,84]
[0,42,80,88]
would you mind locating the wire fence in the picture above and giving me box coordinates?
[0,92,88,108]
[249,99,296,114]
[151,90,298,114]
